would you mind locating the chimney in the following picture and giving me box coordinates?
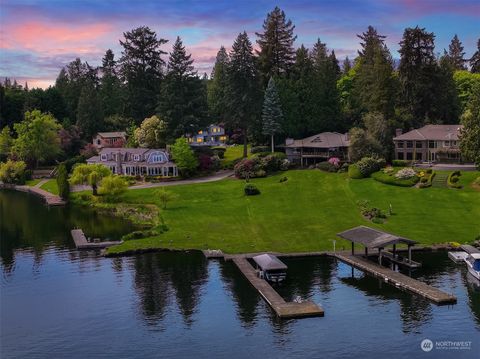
[395,128,403,137]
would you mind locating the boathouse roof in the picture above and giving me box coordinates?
[337,226,417,248]
[253,254,287,271]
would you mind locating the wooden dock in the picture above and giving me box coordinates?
[232,257,324,318]
[71,229,122,250]
[333,253,457,305]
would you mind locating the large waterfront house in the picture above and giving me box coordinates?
[393,125,463,163]
[92,132,126,150]
[86,148,178,176]
[284,132,350,166]
[187,124,228,146]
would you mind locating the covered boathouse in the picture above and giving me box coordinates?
[337,226,421,269]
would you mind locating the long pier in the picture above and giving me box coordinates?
[232,257,324,318]
[71,229,122,250]
[333,253,457,305]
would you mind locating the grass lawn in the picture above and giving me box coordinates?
[103,169,480,255]
[25,179,42,186]
[221,145,251,167]
[40,179,59,195]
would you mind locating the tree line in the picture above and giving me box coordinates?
[1,6,480,163]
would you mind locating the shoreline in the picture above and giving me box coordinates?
[0,183,66,206]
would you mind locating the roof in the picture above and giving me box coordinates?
[471,253,480,260]
[393,125,463,141]
[285,132,350,149]
[252,254,288,271]
[96,132,126,138]
[98,147,151,155]
[337,226,417,248]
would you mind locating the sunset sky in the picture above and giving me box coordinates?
[1,0,479,89]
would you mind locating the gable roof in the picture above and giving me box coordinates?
[252,254,288,271]
[286,132,350,148]
[337,226,417,248]
[97,132,126,138]
[393,125,463,141]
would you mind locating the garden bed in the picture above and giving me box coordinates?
[371,167,419,187]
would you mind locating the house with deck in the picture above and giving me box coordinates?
[393,125,463,163]
[187,124,228,146]
[86,148,178,176]
[284,132,350,166]
[92,132,126,150]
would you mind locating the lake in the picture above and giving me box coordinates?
[1,189,479,358]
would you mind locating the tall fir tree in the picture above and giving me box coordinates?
[207,46,229,123]
[158,36,207,139]
[100,49,124,118]
[448,34,466,70]
[398,26,438,126]
[119,26,167,123]
[435,54,460,123]
[76,79,104,139]
[256,6,297,83]
[470,39,480,73]
[225,32,261,157]
[262,77,283,152]
[343,56,352,74]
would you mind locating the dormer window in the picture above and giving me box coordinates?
[101,154,107,161]
[134,154,140,161]
[150,152,167,163]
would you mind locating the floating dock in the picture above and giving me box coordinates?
[232,257,324,318]
[71,229,122,250]
[333,253,457,305]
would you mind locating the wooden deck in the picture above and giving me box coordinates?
[232,257,324,319]
[71,229,122,250]
[333,253,457,305]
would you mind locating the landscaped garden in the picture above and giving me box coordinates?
[82,169,480,255]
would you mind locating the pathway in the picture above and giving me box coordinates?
[431,172,449,188]
[71,170,234,192]
[13,180,66,206]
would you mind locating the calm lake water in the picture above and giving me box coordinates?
[1,189,479,358]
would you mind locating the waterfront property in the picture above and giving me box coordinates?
[92,132,127,150]
[284,132,350,166]
[187,124,228,146]
[86,148,178,176]
[393,125,464,163]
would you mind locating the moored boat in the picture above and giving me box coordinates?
[464,253,480,281]
[252,254,287,283]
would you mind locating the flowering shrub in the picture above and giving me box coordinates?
[394,167,416,179]
[234,153,289,179]
[383,166,394,174]
[355,157,386,177]
[328,157,340,167]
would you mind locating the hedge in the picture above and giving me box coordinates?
[391,160,410,167]
[348,164,364,179]
[371,171,420,187]
[447,171,462,189]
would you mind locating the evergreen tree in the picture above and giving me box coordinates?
[119,26,167,122]
[262,78,283,152]
[158,36,207,139]
[56,163,70,200]
[207,46,229,122]
[398,26,438,126]
[470,39,480,73]
[76,80,104,139]
[448,34,466,70]
[435,54,460,123]
[256,6,297,83]
[343,57,352,74]
[100,49,124,117]
[459,82,480,165]
[225,32,261,157]
[354,26,397,119]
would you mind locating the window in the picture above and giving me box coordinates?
[101,154,107,161]
[198,130,203,134]
[197,138,203,143]
[416,152,422,161]
[97,139,101,145]
[150,153,166,163]
[134,154,140,161]
[397,152,404,160]
[444,141,450,147]
[428,141,436,149]
[451,140,457,146]
[406,141,413,148]
[406,152,413,160]
[397,141,404,148]
[415,141,423,148]
[220,136,226,141]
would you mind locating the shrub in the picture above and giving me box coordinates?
[392,160,409,167]
[452,170,461,177]
[0,160,27,184]
[394,167,416,179]
[234,154,288,179]
[426,168,433,174]
[348,164,363,179]
[250,146,269,154]
[372,170,420,187]
[328,157,340,167]
[119,175,136,186]
[279,176,288,183]
[338,163,349,173]
[98,175,128,197]
[64,155,86,173]
[383,166,394,174]
[316,161,337,172]
[451,176,459,183]
[447,171,463,189]
[420,177,428,183]
[154,187,179,209]
[356,156,386,177]
[244,183,260,196]
[121,230,160,241]
[212,147,226,159]
[198,153,213,172]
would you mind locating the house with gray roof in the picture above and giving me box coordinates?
[393,125,463,163]
[86,148,178,177]
[284,132,350,166]
[92,132,127,149]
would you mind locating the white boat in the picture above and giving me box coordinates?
[464,253,480,281]
[448,251,469,263]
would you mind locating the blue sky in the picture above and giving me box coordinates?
[1,0,479,88]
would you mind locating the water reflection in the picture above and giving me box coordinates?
[0,189,136,272]
[131,251,208,326]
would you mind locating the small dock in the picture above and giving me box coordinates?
[71,229,122,250]
[333,253,456,305]
[460,245,480,254]
[232,257,324,318]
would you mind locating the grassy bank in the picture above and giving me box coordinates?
[98,169,480,255]
[40,179,59,195]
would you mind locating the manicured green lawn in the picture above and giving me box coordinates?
[40,179,59,195]
[25,179,42,186]
[104,169,480,255]
[221,145,251,167]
